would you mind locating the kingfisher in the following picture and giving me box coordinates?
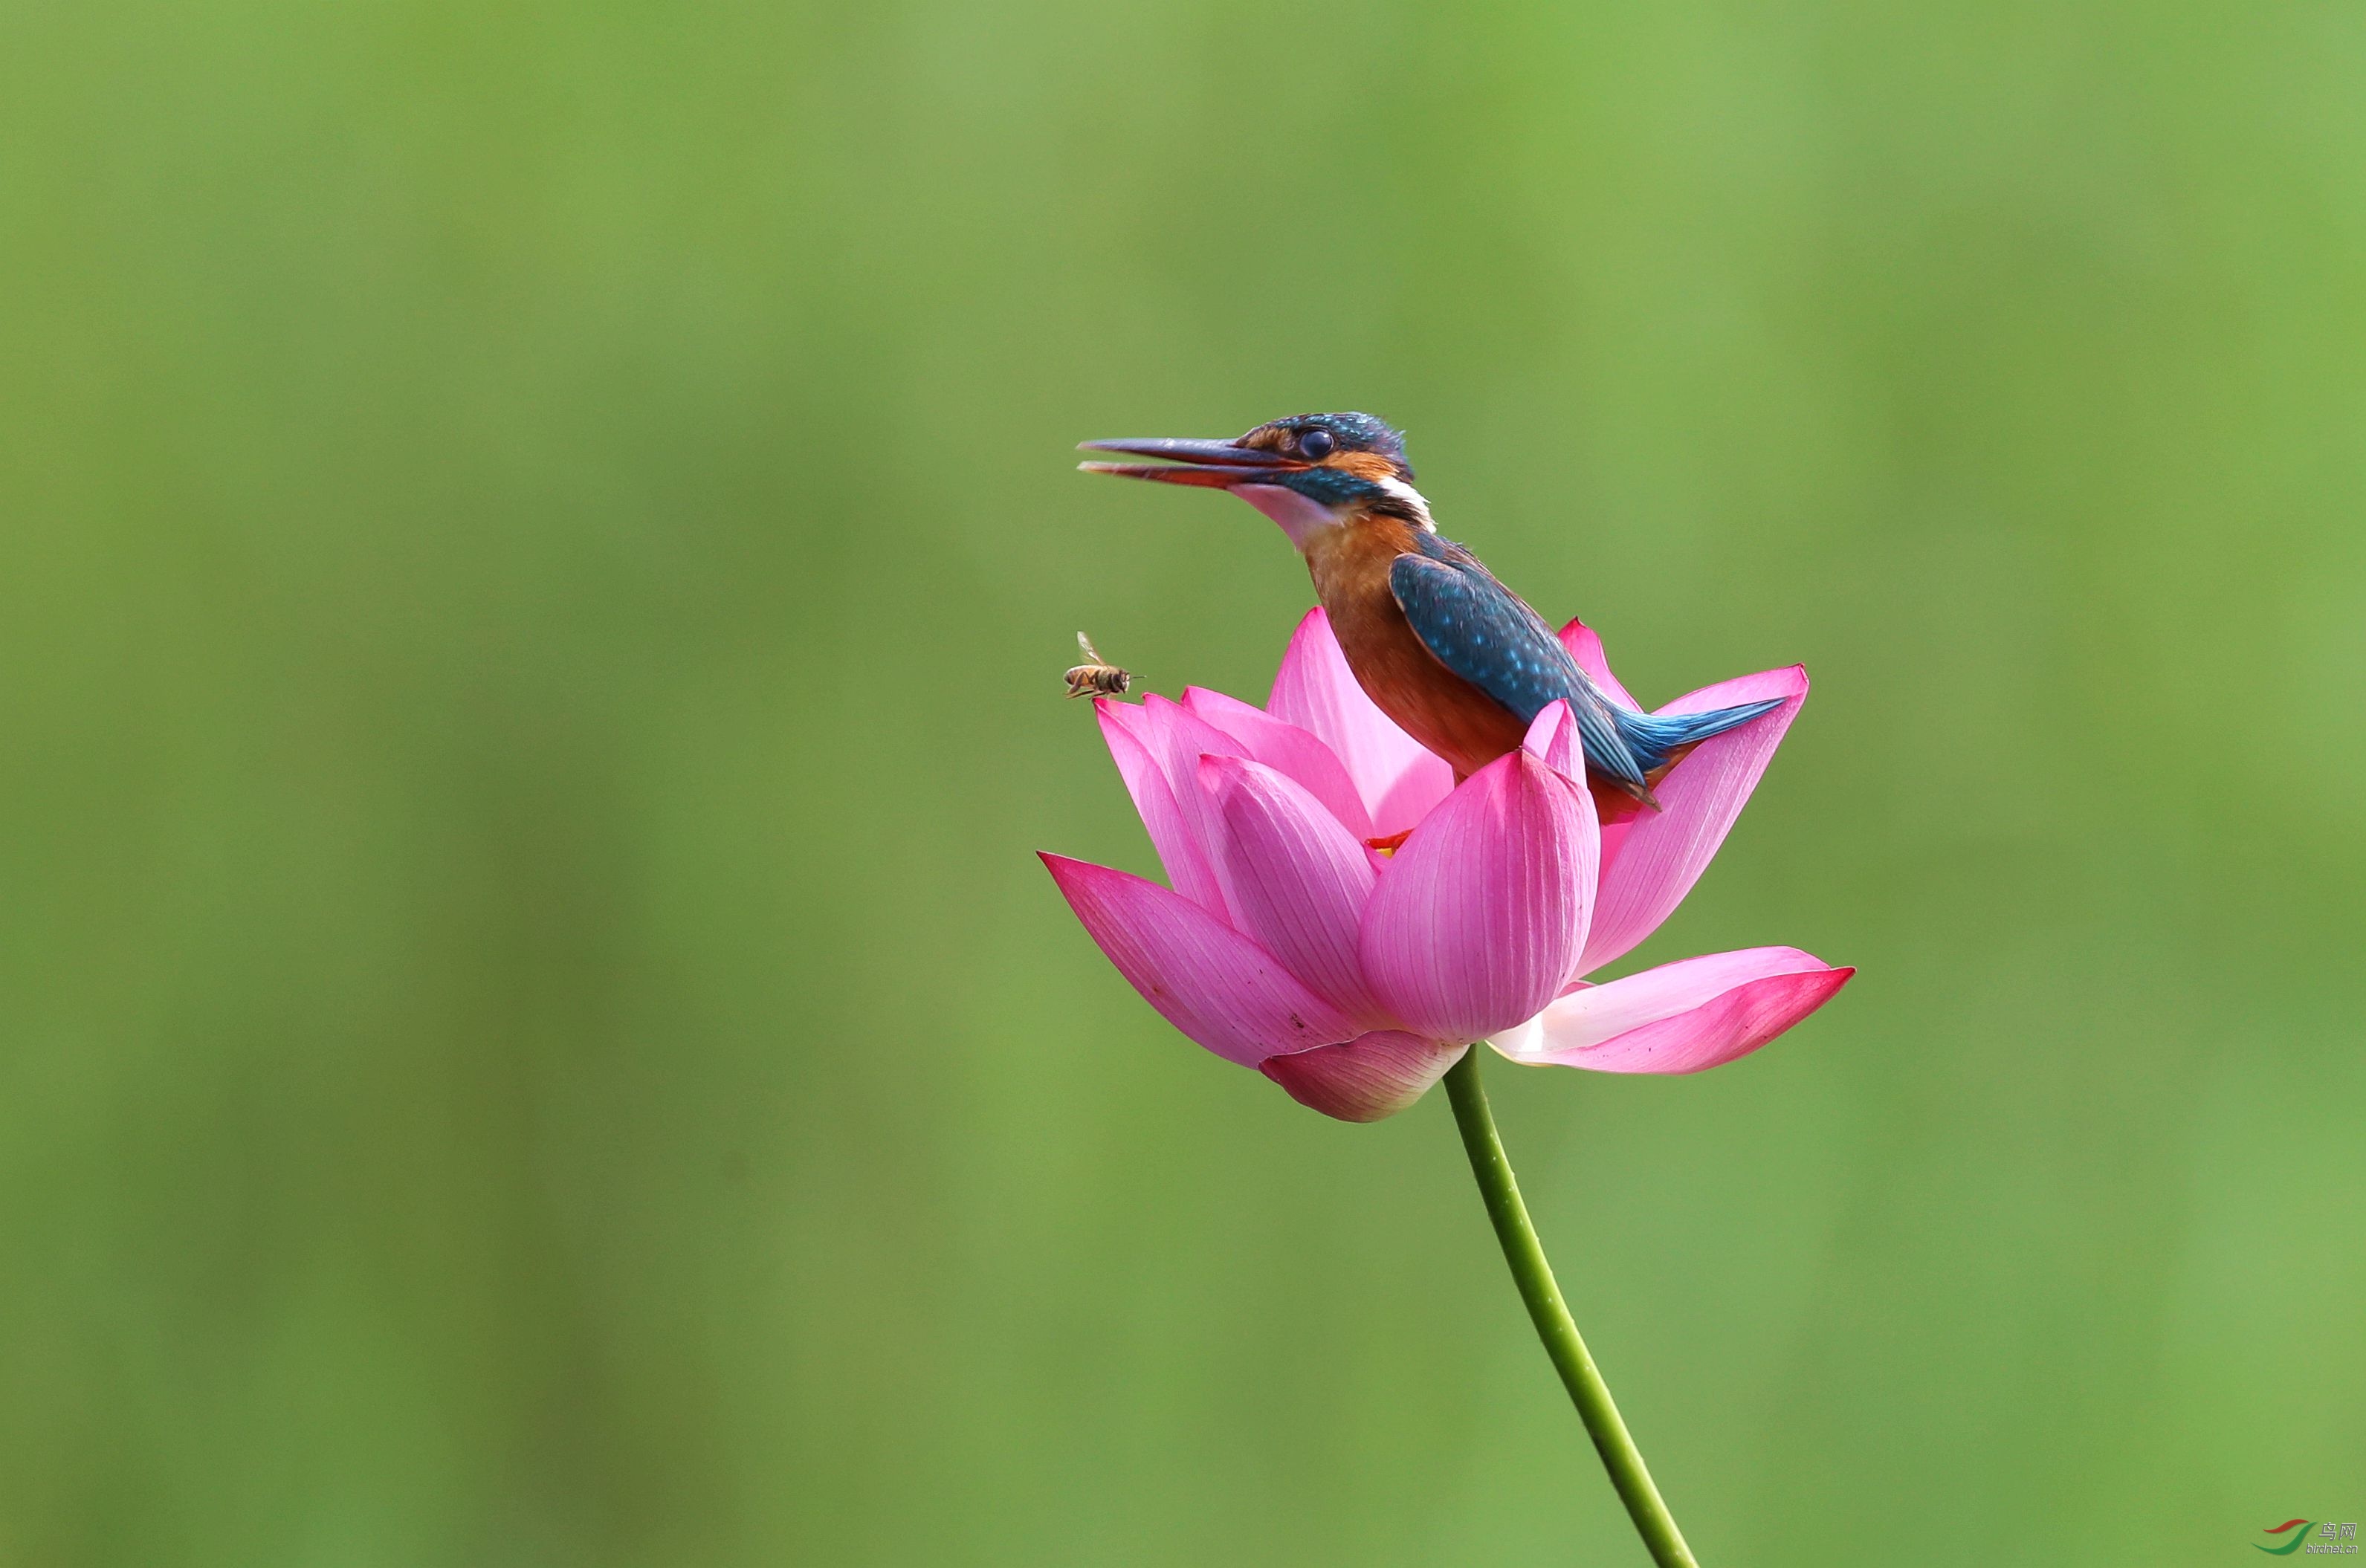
[1079,411,1782,817]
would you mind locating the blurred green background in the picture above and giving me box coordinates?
[3,1,2361,1563]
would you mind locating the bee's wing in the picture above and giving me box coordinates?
[1076,632,1102,662]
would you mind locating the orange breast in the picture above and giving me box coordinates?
[1302,519,1528,779]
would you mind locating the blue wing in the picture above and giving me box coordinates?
[1387,545,1652,794]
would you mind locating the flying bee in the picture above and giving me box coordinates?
[1063,632,1131,699]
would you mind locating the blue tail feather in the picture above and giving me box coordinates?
[1610,698,1785,774]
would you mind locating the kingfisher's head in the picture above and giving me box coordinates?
[1079,412,1431,550]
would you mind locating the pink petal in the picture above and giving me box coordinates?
[1181,686,1373,838]
[1268,608,1454,837]
[1594,810,1638,883]
[1196,755,1387,1025]
[1261,1033,1467,1122]
[1128,693,1264,924]
[1495,946,1852,1074]
[1520,704,1641,899]
[1041,854,1360,1066]
[1357,749,1599,1042]
[1522,699,1582,785]
[1557,618,1641,710]
[1096,700,1226,916]
[1579,665,1809,974]
[1368,762,1457,842]
[1554,621,1643,867]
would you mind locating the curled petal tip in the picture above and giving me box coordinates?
[1261,1034,1466,1121]
[1499,946,1852,1075]
[1555,618,1640,710]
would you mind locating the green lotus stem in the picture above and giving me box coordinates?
[1443,1047,1701,1568]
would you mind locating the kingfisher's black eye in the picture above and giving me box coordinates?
[1299,428,1336,460]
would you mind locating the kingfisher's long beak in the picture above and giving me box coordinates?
[1077,437,1304,488]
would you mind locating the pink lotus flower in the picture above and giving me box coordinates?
[1043,609,1852,1121]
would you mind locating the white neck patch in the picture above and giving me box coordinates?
[1374,476,1437,532]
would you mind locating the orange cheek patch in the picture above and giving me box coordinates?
[1332,450,1401,482]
